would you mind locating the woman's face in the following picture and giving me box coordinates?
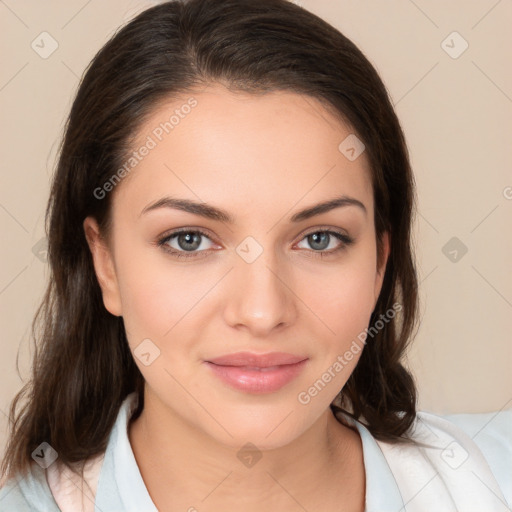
[85,83,389,449]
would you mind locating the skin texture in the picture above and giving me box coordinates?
[84,83,390,511]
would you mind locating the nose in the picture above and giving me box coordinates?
[223,248,297,338]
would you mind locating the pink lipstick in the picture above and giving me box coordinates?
[204,352,308,393]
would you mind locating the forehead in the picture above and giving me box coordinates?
[113,83,373,221]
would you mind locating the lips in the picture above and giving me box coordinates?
[204,351,308,393]
[207,351,307,367]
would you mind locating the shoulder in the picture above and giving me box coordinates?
[0,451,105,512]
[1,393,137,512]
[0,463,60,512]
[375,408,512,510]
[440,408,512,504]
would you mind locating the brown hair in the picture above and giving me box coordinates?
[1,0,419,483]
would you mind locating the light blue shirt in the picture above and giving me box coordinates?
[1,392,510,511]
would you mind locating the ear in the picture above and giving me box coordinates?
[83,216,123,316]
[373,230,390,309]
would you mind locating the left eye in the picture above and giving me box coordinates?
[296,230,351,252]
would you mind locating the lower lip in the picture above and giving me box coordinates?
[204,360,308,393]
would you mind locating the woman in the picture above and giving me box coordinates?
[0,0,510,511]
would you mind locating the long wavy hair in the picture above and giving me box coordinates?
[1,0,419,483]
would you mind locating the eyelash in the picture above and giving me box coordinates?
[156,227,354,260]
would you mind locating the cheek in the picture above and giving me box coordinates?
[113,240,186,342]
[294,255,377,411]
[114,248,209,394]
[114,240,221,358]
[301,249,378,347]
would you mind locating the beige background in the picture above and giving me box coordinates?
[1,0,511,455]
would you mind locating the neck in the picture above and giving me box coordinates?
[128,387,365,511]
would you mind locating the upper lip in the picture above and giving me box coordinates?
[206,352,308,368]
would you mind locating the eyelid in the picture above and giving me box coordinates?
[295,225,351,242]
[158,226,216,240]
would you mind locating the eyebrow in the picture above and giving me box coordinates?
[139,194,367,223]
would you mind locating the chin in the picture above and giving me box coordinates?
[200,405,312,451]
